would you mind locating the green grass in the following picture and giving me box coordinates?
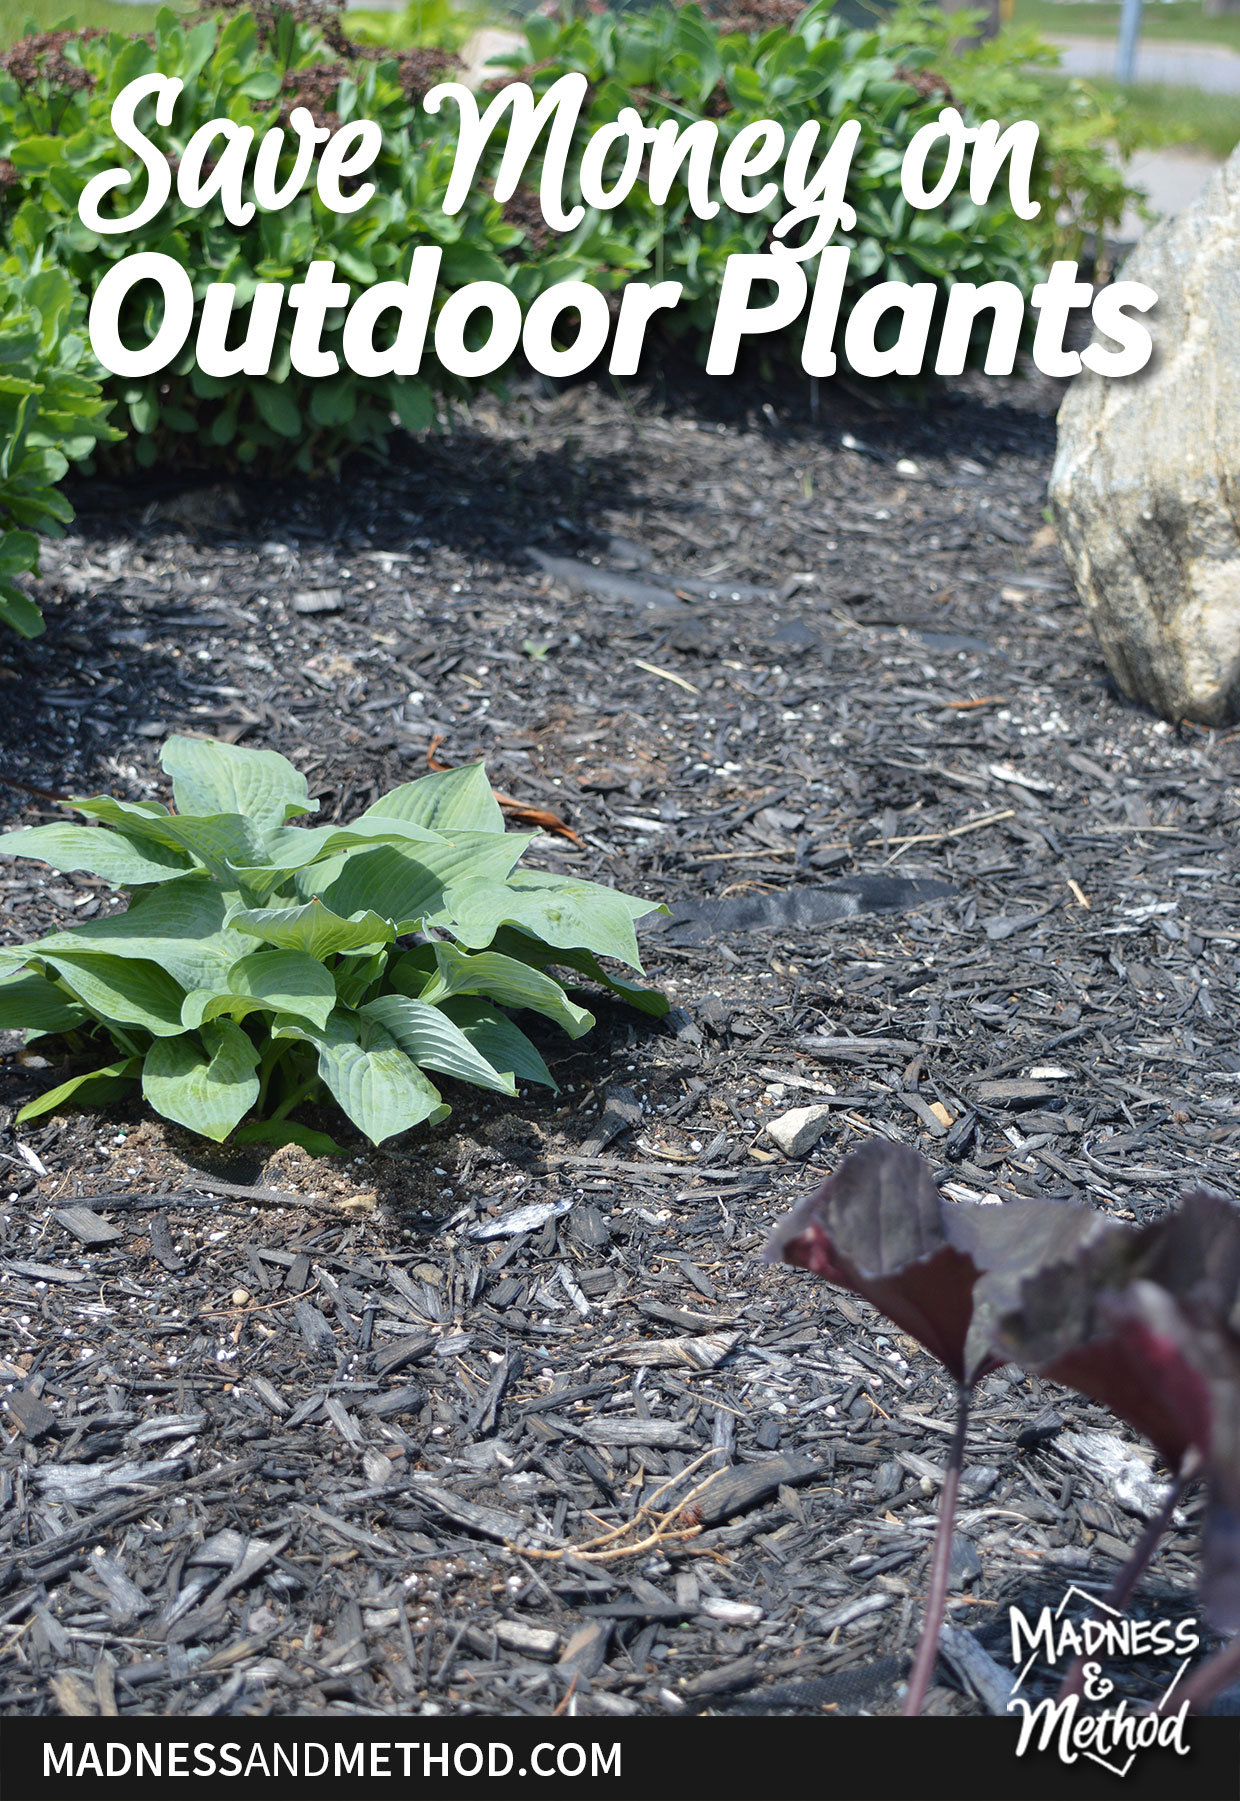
[1028,65,1240,159]
[345,0,488,53]
[1014,0,1240,53]
[1104,78,1240,158]
[1012,0,1240,153]
[0,0,478,50]
[0,1,170,46]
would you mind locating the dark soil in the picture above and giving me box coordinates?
[2,364,1238,1721]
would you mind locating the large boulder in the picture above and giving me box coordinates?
[1051,148,1240,725]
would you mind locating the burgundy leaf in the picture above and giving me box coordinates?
[947,1192,1120,1379]
[1043,1286,1213,1470]
[987,1191,1240,1468]
[765,1139,1110,1383]
[989,1187,1240,1630]
[765,1140,978,1379]
[1095,1284,1240,1630]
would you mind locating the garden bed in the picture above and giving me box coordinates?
[1,364,1238,1719]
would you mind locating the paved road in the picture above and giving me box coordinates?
[1117,147,1221,239]
[1050,31,1240,93]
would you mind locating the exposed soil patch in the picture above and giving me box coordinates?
[2,365,1238,1719]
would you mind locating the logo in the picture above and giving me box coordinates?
[1005,1586,1200,1778]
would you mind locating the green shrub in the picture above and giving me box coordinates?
[0,242,118,636]
[0,4,582,473]
[495,0,1147,358]
[0,735,667,1148]
[892,7,1151,258]
[0,0,1148,578]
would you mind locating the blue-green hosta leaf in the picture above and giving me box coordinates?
[180,949,337,1032]
[363,763,504,834]
[261,818,444,864]
[418,941,593,1038]
[58,796,262,884]
[307,1009,450,1145]
[141,813,268,881]
[40,952,187,1036]
[491,927,669,1018]
[142,1020,260,1142]
[361,994,517,1096]
[160,735,318,831]
[67,795,173,829]
[303,835,532,933]
[0,821,191,887]
[446,870,666,968]
[17,876,237,993]
[385,947,434,999]
[228,817,445,898]
[225,899,394,959]
[0,971,90,1035]
[440,997,557,1090]
[17,1054,142,1124]
[151,814,269,881]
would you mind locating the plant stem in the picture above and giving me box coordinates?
[1160,1629,1240,1717]
[902,1379,971,1717]
[1056,1455,1199,1704]
[269,1074,320,1123]
[254,1039,284,1116]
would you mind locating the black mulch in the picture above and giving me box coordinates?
[1,364,1238,1721]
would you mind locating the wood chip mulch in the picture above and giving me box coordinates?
[1,364,1237,1721]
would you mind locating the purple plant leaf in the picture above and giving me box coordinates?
[987,1191,1240,1467]
[988,1188,1240,1631]
[765,1139,981,1379]
[1048,1285,1213,1469]
[1095,1284,1240,1631]
[765,1139,1110,1383]
[946,1194,1121,1379]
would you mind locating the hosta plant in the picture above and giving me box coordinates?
[0,735,667,1149]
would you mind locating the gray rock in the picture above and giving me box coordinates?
[494,1619,561,1662]
[1051,148,1240,724]
[766,1102,835,1157]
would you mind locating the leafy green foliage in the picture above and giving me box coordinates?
[1033,68,1240,172]
[0,243,117,635]
[895,6,1152,259]
[0,735,667,1145]
[0,2,1150,482]
[345,0,484,56]
[0,5,554,472]
[0,0,1149,604]
[497,0,1149,364]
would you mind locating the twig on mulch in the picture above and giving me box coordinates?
[514,1451,720,1563]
